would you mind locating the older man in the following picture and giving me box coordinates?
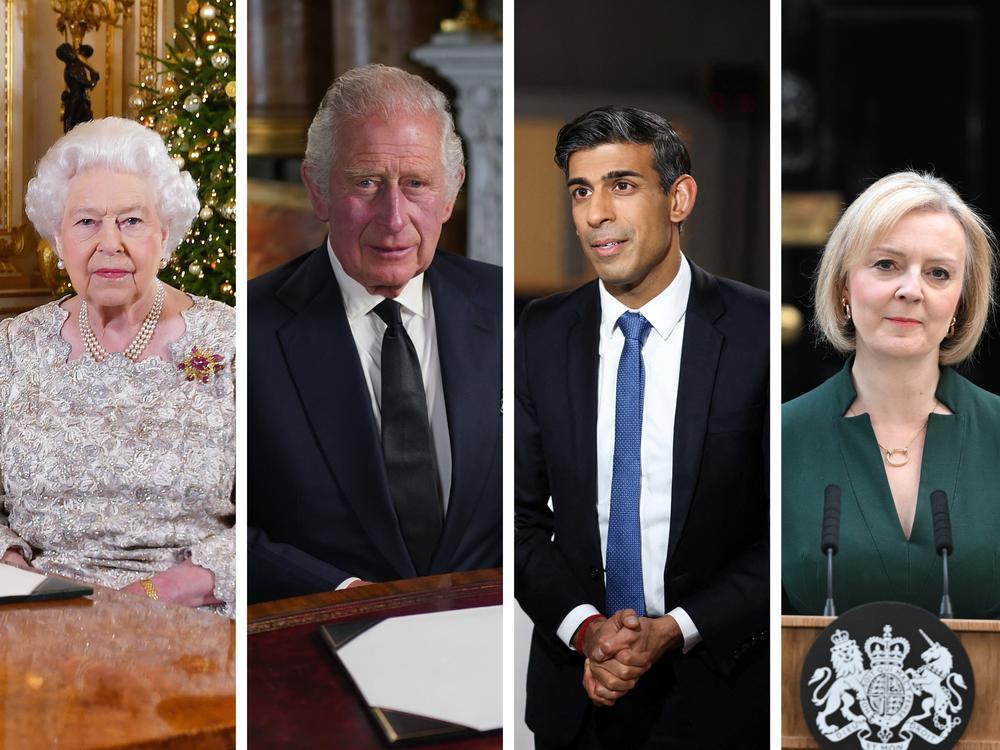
[515,106,768,748]
[248,65,501,603]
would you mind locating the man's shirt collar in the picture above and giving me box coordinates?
[327,238,428,320]
[598,252,691,341]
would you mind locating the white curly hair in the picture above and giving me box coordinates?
[24,117,200,260]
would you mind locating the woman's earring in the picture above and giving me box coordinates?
[948,317,957,337]
[56,258,65,270]
[160,258,168,269]
[841,296,851,321]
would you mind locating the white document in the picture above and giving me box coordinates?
[336,604,501,732]
[0,564,50,597]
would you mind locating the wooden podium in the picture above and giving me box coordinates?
[782,615,1000,749]
[248,568,502,749]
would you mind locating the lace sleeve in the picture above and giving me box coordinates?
[0,317,32,560]
[181,524,235,617]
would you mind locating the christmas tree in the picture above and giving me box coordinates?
[134,0,235,304]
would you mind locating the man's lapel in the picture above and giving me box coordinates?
[426,258,500,569]
[667,262,725,569]
[274,247,416,579]
[568,283,605,564]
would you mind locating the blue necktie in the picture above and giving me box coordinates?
[605,311,651,616]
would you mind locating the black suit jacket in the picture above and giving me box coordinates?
[249,246,502,603]
[515,261,768,748]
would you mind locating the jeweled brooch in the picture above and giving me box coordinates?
[178,346,226,383]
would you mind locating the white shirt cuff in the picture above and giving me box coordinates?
[667,606,702,653]
[556,604,602,650]
[336,576,361,590]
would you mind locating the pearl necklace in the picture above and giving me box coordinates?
[79,281,165,363]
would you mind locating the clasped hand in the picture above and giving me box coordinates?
[579,609,682,707]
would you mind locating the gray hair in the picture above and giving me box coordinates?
[815,171,996,365]
[303,64,465,202]
[25,117,200,260]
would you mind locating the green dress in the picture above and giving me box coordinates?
[782,359,1000,619]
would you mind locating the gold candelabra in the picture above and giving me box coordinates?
[51,0,135,49]
[441,0,500,37]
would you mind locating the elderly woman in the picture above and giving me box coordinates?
[783,171,998,619]
[0,117,234,615]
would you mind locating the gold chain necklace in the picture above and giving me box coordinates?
[847,403,938,468]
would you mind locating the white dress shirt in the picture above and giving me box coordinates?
[556,254,702,653]
[327,241,452,588]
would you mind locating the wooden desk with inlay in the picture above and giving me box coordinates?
[0,584,235,749]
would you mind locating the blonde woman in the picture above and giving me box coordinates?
[783,171,998,619]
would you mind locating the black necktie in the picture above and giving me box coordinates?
[373,298,443,575]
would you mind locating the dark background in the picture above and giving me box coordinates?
[782,0,1000,400]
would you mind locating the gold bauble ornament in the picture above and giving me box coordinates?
[162,78,178,97]
[206,189,219,206]
[189,262,203,276]
[225,80,236,99]
[203,31,217,45]
[220,281,233,296]
[199,206,214,221]
[188,149,201,162]
[199,3,217,19]
[182,94,201,113]
[172,155,185,169]
[186,0,199,15]
[220,199,236,221]
[222,121,233,137]
[129,94,145,109]
[156,120,173,136]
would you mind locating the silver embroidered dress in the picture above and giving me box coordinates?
[0,296,235,615]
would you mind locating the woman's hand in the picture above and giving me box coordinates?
[121,559,222,607]
[0,548,31,570]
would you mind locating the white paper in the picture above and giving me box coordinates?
[336,604,501,732]
[0,564,46,598]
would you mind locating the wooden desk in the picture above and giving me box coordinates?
[782,615,1000,749]
[0,585,235,749]
[248,568,502,748]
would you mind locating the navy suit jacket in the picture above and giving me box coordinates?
[515,261,769,747]
[249,245,501,604]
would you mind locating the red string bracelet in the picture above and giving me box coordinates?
[575,614,604,653]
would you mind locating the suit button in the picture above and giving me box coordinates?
[589,566,601,581]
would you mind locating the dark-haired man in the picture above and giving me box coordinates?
[515,106,768,748]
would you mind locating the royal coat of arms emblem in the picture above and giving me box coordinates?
[801,602,974,750]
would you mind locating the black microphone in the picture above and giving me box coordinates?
[930,490,954,618]
[820,485,841,616]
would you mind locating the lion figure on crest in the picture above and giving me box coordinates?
[809,630,867,733]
